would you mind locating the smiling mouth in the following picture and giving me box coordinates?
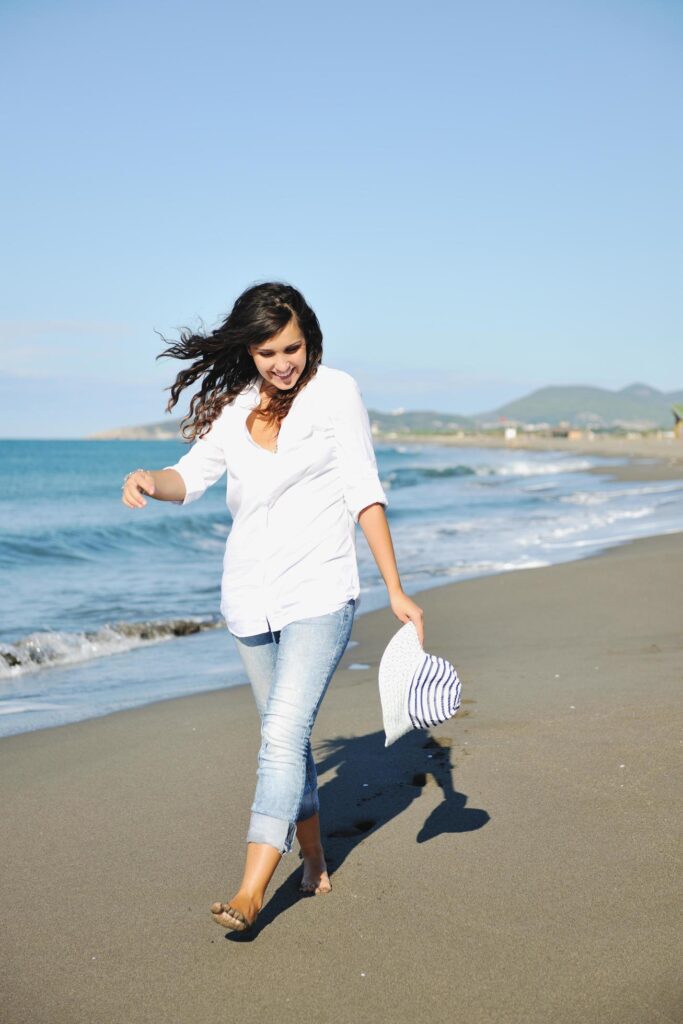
[273,369,294,380]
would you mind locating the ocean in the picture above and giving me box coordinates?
[1,438,682,738]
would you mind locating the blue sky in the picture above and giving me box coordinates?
[1,0,681,437]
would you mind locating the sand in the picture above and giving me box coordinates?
[1,482,681,1022]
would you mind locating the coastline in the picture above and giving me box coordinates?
[376,431,683,482]
[1,527,681,1022]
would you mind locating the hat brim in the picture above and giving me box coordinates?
[378,621,425,746]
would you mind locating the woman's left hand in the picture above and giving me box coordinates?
[389,590,425,647]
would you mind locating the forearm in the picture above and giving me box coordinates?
[147,469,187,502]
[357,503,403,596]
[121,467,186,509]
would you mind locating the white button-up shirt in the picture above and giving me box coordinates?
[163,364,389,636]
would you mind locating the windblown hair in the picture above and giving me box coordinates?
[156,281,324,442]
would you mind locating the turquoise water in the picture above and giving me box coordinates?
[2,439,682,737]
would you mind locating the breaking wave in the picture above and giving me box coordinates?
[0,616,225,679]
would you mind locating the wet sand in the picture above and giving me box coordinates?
[1,531,681,1023]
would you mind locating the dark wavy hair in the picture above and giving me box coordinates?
[156,281,324,441]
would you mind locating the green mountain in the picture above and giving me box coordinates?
[477,383,683,429]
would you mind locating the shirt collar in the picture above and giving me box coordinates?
[233,377,262,409]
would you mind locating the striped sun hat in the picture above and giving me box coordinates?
[378,620,462,747]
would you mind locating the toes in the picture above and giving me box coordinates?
[299,876,332,895]
[225,906,246,924]
[212,907,248,930]
[210,900,251,928]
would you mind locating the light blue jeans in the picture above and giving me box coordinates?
[230,599,356,855]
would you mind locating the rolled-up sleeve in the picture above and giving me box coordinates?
[329,372,388,523]
[163,420,227,506]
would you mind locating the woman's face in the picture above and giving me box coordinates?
[248,317,307,392]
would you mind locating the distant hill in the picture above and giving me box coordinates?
[477,383,683,429]
[85,382,681,439]
[89,419,182,441]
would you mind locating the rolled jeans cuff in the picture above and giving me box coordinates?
[247,812,297,855]
[247,784,319,854]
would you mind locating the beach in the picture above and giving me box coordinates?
[2,448,681,1024]
[376,432,683,482]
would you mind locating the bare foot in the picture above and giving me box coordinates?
[210,889,262,929]
[299,844,332,895]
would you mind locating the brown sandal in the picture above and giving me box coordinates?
[210,901,257,932]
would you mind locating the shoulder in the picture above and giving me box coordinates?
[312,364,363,403]
[315,364,356,385]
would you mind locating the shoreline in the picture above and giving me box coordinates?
[3,530,682,748]
[376,431,683,482]
[3,525,682,743]
[2,438,682,739]
[3,527,683,741]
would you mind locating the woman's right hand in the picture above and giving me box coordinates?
[121,468,156,509]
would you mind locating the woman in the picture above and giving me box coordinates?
[121,282,424,933]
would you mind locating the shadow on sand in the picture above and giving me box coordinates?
[225,727,489,940]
